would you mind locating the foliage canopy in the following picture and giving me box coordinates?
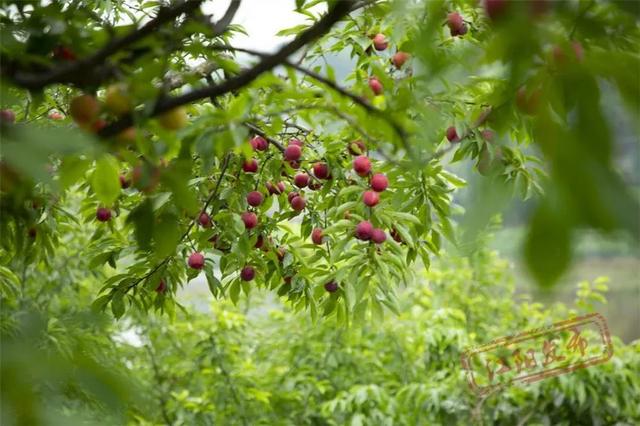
[0,0,639,422]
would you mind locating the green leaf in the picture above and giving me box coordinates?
[153,213,182,259]
[111,293,125,319]
[127,199,154,251]
[91,155,121,206]
[524,201,572,287]
[91,295,112,312]
[162,161,199,215]
[229,280,241,305]
[59,156,90,189]
[276,24,309,37]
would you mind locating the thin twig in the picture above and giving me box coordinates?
[144,344,174,425]
[125,153,233,294]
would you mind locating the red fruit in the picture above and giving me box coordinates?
[53,45,76,61]
[309,181,322,191]
[371,228,387,244]
[155,280,167,293]
[348,140,366,155]
[96,207,112,222]
[481,129,495,141]
[117,127,136,144]
[131,163,161,193]
[311,228,324,245]
[475,108,492,126]
[290,195,306,211]
[69,95,100,125]
[289,138,304,147]
[48,111,64,120]
[266,182,276,194]
[363,190,380,207]
[372,33,388,51]
[241,211,258,229]
[312,162,330,179]
[118,174,130,189]
[289,160,301,169]
[250,135,268,151]
[240,265,255,281]
[255,234,264,249]
[243,159,258,173]
[484,0,509,21]
[276,246,286,262]
[446,126,460,143]
[0,109,16,124]
[353,155,372,176]
[288,191,299,203]
[447,11,468,37]
[370,173,388,192]
[259,136,269,150]
[247,191,264,207]
[90,119,107,133]
[552,45,566,65]
[284,144,302,161]
[392,51,410,69]
[324,281,339,293]
[267,181,286,195]
[572,41,584,62]
[516,86,541,115]
[294,173,310,188]
[447,12,464,32]
[188,252,205,270]
[199,212,212,227]
[355,220,374,240]
[368,77,383,95]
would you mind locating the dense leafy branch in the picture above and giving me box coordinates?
[3,0,207,90]
[99,0,355,138]
[125,153,233,294]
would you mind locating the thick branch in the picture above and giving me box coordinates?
[6,0,205,90]
[99,1,355,138]
[210,0,241,34]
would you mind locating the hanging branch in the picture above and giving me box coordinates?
[98,1,355,138]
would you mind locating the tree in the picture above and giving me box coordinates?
[1,0,638,324]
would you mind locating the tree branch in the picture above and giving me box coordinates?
[243,122,285,152]
[210,0,241,34]
[125,153,233,294]
[5,0,205,90]
[99,0,355,138]
[143,344,174,425]
[424,106,494,163]
[209,44,412,156]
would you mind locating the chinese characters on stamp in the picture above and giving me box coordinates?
[461,313,613,395]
